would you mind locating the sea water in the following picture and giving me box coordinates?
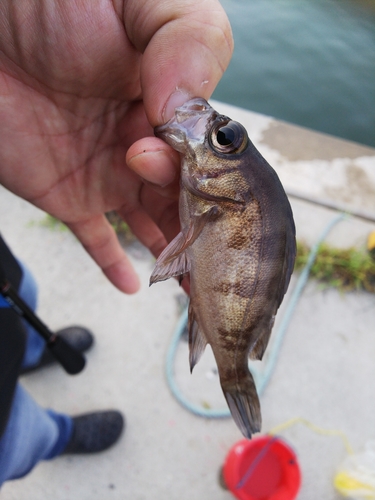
[214,0,375,147]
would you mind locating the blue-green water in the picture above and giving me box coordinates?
[213,0,375,147]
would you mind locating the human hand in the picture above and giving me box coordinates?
[0,0,233,293]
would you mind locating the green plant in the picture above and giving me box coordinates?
[40,212,134,242]
[40,214,68,231]
[295,241,375,293]
[105,211,134,241]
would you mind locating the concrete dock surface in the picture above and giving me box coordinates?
[1,101,375,500]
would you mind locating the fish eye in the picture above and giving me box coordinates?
[209,120,248,154]
[216,126,236,146]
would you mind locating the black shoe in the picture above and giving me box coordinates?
[62,411,125,454]
[20,326,94,375]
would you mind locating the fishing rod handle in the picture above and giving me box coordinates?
[1,278,85,375]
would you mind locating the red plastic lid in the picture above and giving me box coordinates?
[223,436,301,500]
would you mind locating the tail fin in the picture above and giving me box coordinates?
[221,370,261,439]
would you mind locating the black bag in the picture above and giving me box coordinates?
[0,235,26,439]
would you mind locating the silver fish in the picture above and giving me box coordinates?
[151,98,296,438]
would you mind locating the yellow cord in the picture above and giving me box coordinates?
[268,417,375,499]
[268,416,354,455]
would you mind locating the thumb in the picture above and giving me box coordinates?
[125,0,233,126]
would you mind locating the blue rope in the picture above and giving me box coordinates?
[165,213,348,418]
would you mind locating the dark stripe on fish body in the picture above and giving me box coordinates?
[226,201,262,250]
[217,327,253,352]
[226,229,251,250]
[213,281,250,298]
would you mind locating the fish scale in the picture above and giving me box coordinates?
[150,98,296,439]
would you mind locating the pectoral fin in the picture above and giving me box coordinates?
[149,232,191,285]
[149,206,218,285]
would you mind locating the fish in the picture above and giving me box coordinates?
[150,98,296,438]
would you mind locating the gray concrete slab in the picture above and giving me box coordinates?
[1,102,375,500]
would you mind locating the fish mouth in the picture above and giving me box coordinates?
[154,98,216,153]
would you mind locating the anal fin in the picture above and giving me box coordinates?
[188,301,207,372]
[249,315,275,361]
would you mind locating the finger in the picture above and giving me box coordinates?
[139,187,180,241]
[122,206,190,295]
[126,137,180,187]
[126,137,180,200]
[121,203,191,295]
[180,275,190,296]
[125,0,234,125]
[118,206,168,258]
[119,177,181,250]
[66,214,140,294]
